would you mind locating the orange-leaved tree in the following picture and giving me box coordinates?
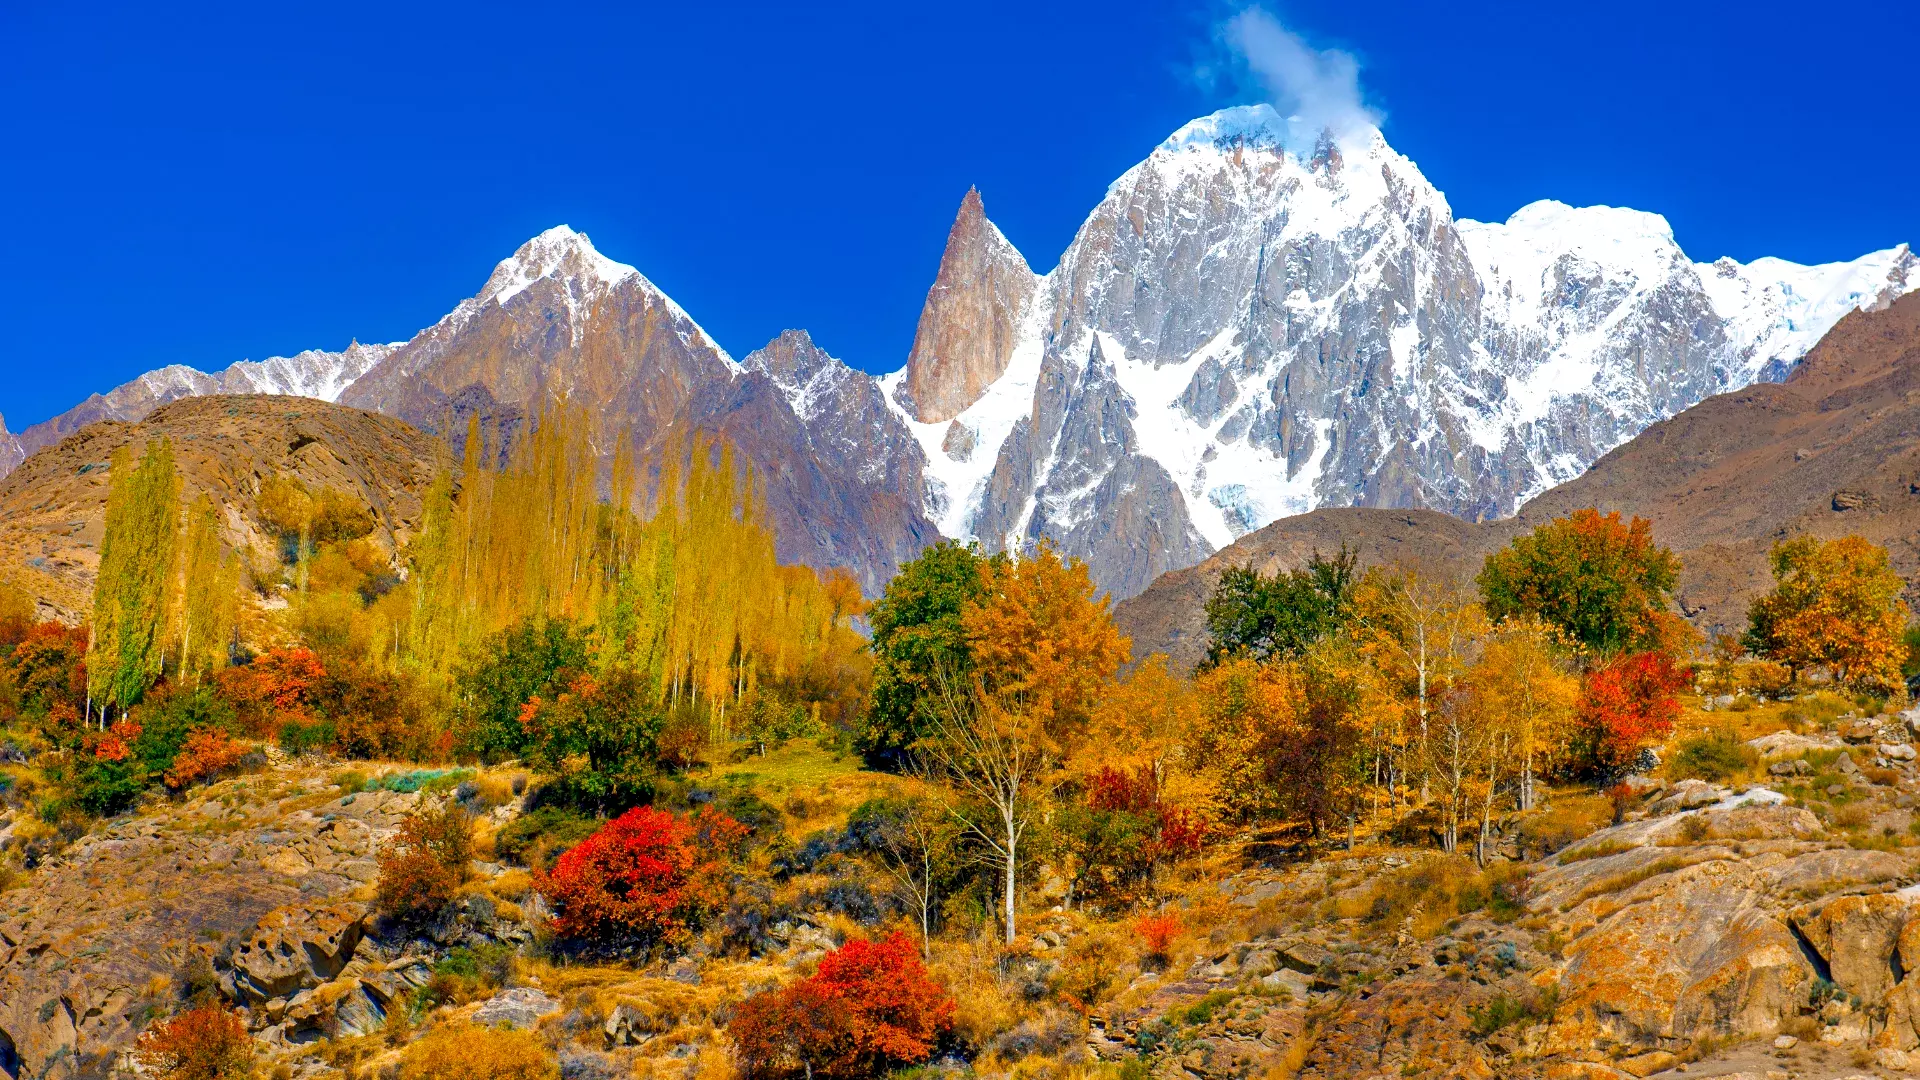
[1478,508,1681,659]
[1745,534,1910,692]
[732,931,955,1079]
[535,804,745,944]
[135,1002,252,1080]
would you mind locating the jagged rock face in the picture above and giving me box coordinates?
[6,341,397,472]
[900,188,1040,424]
[899,105,1918,597]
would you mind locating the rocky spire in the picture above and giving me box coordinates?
[899,188,1040,424]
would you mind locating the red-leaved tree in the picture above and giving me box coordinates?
[733,932,954,1079]
[536,805,743,943]
[1572,650,1689,775]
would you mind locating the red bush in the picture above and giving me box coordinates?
[216,647,324,734]
[1575,650,1689,774]
[733,931,954,1078]
[1087,764,1209,862]
[164,728,248,790]
[134,1002,253,1079]
[1135,912,1181,958]
[535,805,738,943]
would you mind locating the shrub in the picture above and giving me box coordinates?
[514,671,663,811]
[733,931,955,1078]
[535,804,743,944]
[376,801,473,922]
[398,1022,557,1080]
[163,728,248,790]
[134,1003,253,1079]
[493,804,601,871]
[1134,912,1181,960]
[1570,651,1689,777]
[1667,728,1758,783]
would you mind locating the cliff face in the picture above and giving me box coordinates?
[899,188,1042,425]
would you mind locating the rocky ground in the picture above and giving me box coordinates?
[8,708,1920,1078]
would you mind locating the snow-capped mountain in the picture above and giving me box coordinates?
[5,341,399,470]
[0,415,22,478]
[339,227,935,591]
[894,105,1917,597]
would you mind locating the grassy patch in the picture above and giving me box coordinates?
[1666,728,1758,783]
[1557,838,1637,864]
[1570,853,1721,905]
[1469,984,1558,1036]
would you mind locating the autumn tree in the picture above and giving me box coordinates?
[1744,534,1910,691]
[89,439,181,719]
[1571,650,1689,776]
[1471,616,1579,812]
[175,494,238,686]
[1203,546,1358,665]
[1354,566,1485,801]
[1478,509,1681,658]
[134,1002,252,1080]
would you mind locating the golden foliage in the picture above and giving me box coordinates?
[1747,534,1910,691]
[397,1023,558,1080]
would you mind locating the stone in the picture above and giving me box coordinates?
[1828,783,1848,796]
[1649,780,1726,815]
[1842,719,1881,744]
[667,957,701,985]
[1279,941,1332,975]
[471,987,561,1030]
[1259,968,1314,999]
[1884,744,1918,762]
[229,901,369,1002]
[1618,1050,1677,1077]
[604,1003,657,1047]
[1772,1034,1798,1049]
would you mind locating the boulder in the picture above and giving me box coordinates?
[229,901,369,1002]
[471,987,561,1030]
[604,1002,659,1047]
[1546,859,1812,1055]
[282,977,384,1039]
[1649,780,1725,816]
[1790,894,1913,1004]
[1748,732,1843,757]
[1279,941,1332,975]
[1884,744,1918,762]
[1842,719,1882,744]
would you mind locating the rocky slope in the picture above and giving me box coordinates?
[4,342,399,473]
[901,105,1916,597]
[0,416,21,478]
[1117,291,1920,669]
[0,395,448,619]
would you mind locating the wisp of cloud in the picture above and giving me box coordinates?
[1219,8,1381,149]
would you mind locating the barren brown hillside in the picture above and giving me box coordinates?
[0,395,449,620]
[1118,291,1920,668]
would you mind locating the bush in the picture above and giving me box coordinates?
[536,804,744,944]
[1667,728,1758,783]
[493,804,601,871]
[398,1022,557,1080]
[1134,912,1181,960]
[163,728,248,790]
[134,1003,253,1079]
[376,800,473,922]
[733,931,955,1078]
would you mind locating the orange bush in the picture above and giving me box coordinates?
[376,801,473,921]
[733,931,954,1078]
[163,727,247,790]
[215,647,324,734]
[1134,912,1181,958]
[1573,651,1689,775]
[134,1003,252,1080]
[534,805,740,943]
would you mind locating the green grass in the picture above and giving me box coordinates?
[714,739,862,791]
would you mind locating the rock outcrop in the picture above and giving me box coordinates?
[899,188,1042,425]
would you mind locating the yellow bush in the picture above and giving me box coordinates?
[398,1023,557,1080]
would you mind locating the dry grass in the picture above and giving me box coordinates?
[1569,852,1726,906]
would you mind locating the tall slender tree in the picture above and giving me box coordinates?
[88,438,181,715]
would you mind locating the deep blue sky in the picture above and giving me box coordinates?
[4,1,1916,429]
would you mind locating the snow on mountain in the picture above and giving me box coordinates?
[3,341,403,476]
[894,105,1918,596]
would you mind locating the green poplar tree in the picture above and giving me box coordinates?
[88,438,181,714]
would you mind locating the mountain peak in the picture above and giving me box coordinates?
[1159,104,1384,159]
[481,225,640,308]
[898,189,1041,425]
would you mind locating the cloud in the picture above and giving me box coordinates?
[1214,8,1381,147]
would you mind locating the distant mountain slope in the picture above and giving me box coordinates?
[1115,291,1920,669]
[6,341,400,468]
[0,395,448,619]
